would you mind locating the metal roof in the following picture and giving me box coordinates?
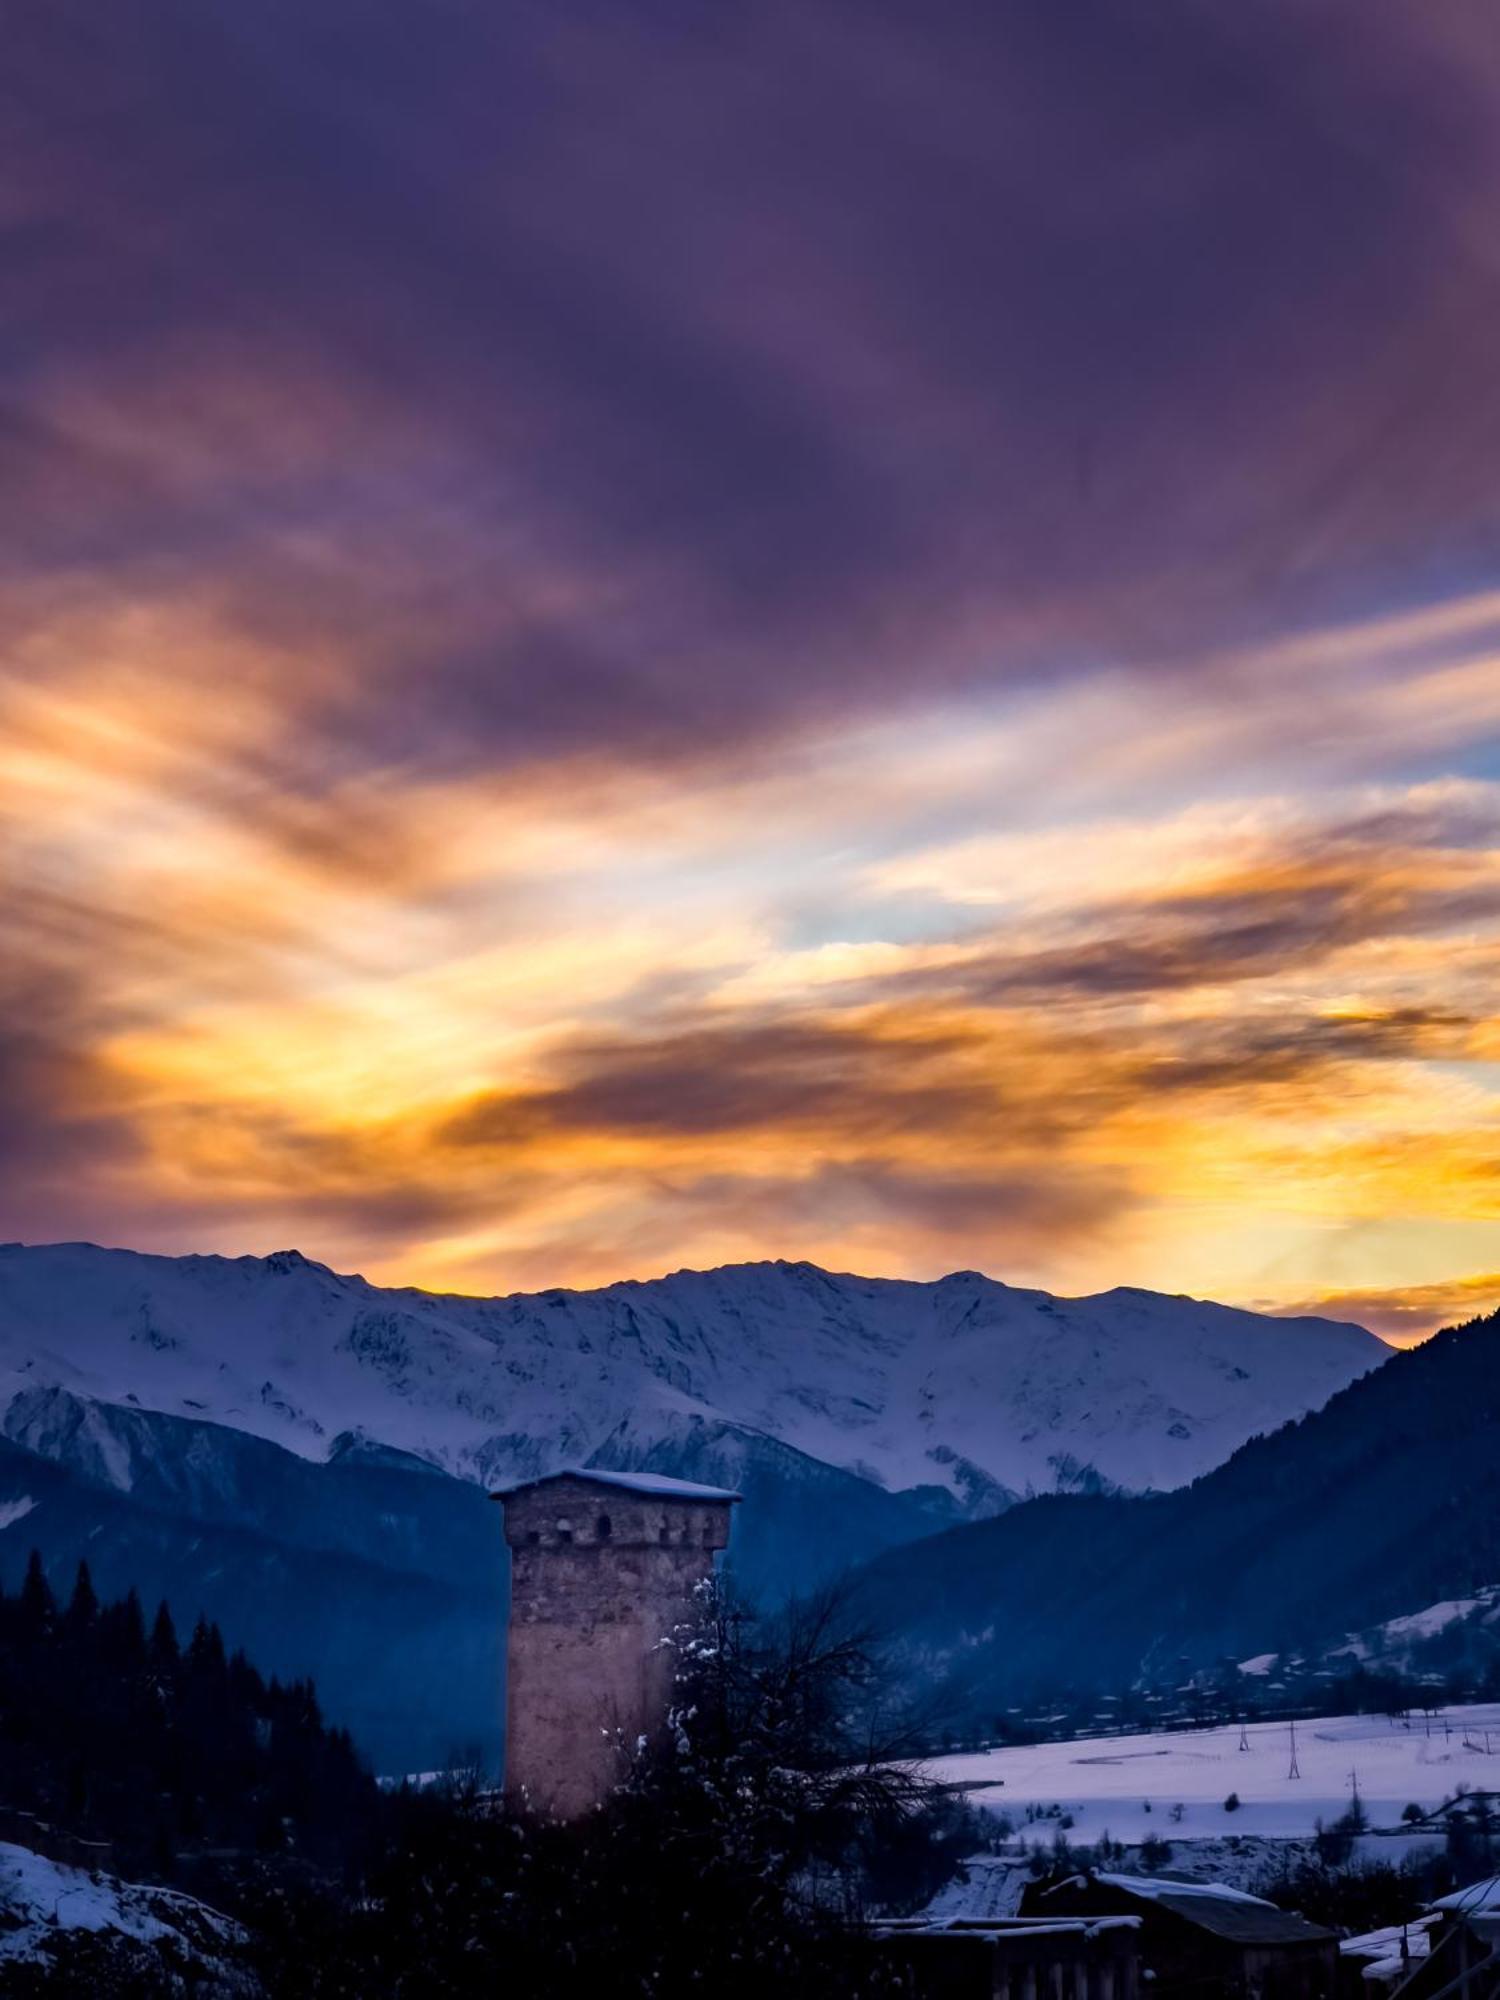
[1141,1893,1333,1946]
[1080,1878,1334,1947]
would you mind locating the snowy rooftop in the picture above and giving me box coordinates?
[1053,1873,1335,1946]
[1432,1876,1500,1914]
[1092,1872,1271,1908]
[490,1467,741,1502]
[1341,1915,1437,1976]
[875,1916,1141,1937]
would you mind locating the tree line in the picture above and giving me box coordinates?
[5,1564,972,1995]
[0,1549,374,1880]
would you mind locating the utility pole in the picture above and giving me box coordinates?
[1287,1719,1301,1780]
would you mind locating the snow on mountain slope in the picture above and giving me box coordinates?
[1244,1584,1500,1681]
[0,1244,1388,1510]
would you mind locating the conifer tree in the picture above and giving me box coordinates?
[150,1599,180,1670]
[18,1549,55,1640]
[118,1586,147,1666]
[64,1559,99,1636]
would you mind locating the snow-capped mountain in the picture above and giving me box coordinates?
[0,1244,1387,1510]
[0,1245,1397,1764]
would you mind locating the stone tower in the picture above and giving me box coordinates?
[495,1467,738,1819]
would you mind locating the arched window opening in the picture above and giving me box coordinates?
[596,1513,612,1540]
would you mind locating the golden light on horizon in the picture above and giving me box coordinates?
[6,589,1497,1343]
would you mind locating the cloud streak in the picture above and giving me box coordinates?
[8,3,1500,775]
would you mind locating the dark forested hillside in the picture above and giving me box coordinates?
[857,1311,1500,1720]
[0,1554,374,1877]
[0,1402,504,1772]
[0,1387,944,1774]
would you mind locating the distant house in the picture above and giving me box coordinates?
[1021,1871,1337,1999]
[872,1913,1142,1998]
[1338,1914,1436,1996]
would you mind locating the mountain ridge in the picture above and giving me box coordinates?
[0,1240,1405,1766]
[0,1241,1387,1513]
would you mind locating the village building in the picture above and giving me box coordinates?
[1342,1876,1500,1999]
[873,1912,1142,1999]
[1022,1871,1338,1999]
[493,1467,738,1820]
[1338,1913,1438,1996]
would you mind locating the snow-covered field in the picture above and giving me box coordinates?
[926,1704,1500,1845]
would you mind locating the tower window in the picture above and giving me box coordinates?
[596,1513,612,1540]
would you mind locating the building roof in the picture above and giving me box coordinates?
[1135,1894,1333,1947]
[1092,1873,1271,1909]
[876,1917,1141,1937]
[1340,1914,1437,1977]
[489,1467,741,1503]
[1433,1876,1500,1914]
[1079,1875,1334,1947]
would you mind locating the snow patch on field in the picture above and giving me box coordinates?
[926,1703,1500,1846]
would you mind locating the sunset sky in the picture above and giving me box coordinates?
[5,2,1500,1335]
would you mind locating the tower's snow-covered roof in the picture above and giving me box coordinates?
[490,1467,740,1502]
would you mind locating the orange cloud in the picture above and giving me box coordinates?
[2,566,1499,1320]
[1265,1277,1500,1346]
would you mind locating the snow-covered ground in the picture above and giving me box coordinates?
[0,1840,247,1982]
[926,1704,1500,1846]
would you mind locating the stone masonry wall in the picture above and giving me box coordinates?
[501,1476,734,1819]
